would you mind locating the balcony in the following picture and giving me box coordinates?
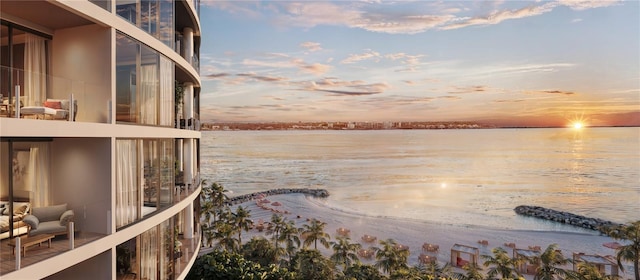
[0,230,105,276]
[0,66,107,124]
[0,183,200,278]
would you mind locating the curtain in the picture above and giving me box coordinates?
[160,219,172,280]
[116,140,138,228]
[24,34,47,107]
[159,56,173,126]
[139,64,158,125]
[140,225,158,280]
[27,143,50,207]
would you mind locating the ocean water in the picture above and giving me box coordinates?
[201,127,640,232]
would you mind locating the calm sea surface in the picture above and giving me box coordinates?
[201,127,640,232]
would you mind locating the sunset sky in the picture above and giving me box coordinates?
[198,0,639,127]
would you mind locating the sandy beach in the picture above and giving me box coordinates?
[229,192,630,279]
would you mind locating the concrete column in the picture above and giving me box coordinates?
[183,27,194,64]
[184,82,194,121]
[185,202,194,239]
[176,139,184,173]
[183,138,193,186]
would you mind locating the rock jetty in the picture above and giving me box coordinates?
[514,205,622,235]
[225,188,329,206]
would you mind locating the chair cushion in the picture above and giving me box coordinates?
[43,101,62,109]
[23,215,39,229]
[60,210,74,226]
[33,204,67,222]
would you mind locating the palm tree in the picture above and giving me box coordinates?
[533,244,572,280]
[374,238,409,275]
[571,262,620,280]
[456,263,485,280]
[607,221,640,280]
[300,218,331,250]
[232,205,252,249]
[330,236,362,270]
[213,220,238,251]
[340,263,385,280]
[419,261,455,279]
[266,214,287,258]
[279,220,301,264]
[202,224,215,247]
[241,236,278,266]
[292,249,335,280]
[482,247,523,279]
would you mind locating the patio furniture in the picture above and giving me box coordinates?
[23,204,74,237]
[7,233,55,256]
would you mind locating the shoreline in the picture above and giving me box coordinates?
[225,192,631,278]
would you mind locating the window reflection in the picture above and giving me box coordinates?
[116,32,174,126]
[116,0,174,49]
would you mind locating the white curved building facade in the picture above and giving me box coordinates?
[0,1,202,279]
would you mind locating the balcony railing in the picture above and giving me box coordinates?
[0,66,98,123]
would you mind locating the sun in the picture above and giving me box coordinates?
[573,122,584,129]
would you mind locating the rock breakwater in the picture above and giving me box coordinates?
[514,205,622,235]
[226,188,329,206]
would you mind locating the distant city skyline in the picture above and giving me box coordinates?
[198,0,639,127]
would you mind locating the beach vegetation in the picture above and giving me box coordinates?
[606,220,640,280]
[482,247,523,279]
[233,205,252,249]
[570,262,620,280]
[241,236,279,267]
[389,266,426,279]
[456,263,485,280]
[200,181,230,249]
[280,219,302,264]
[186,249,295,280]
[266,214,288,260]
[212,207,239,251]
[300,218,331,250]
[290,249,335,280]
[374,238,410,275]
[531,243,572,280]
[418,261,455,279]
[339,263,385,280]
[330,236,362,271]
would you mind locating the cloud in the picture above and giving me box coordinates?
[525,90,576,95]
[243,57,330,75]
[341,49,381,64]
[473,63,576,78]
[211,1,621,35]
[571,18,583,23]
[441,3,556,30]
[300,41,322,52]
[448,85,490,94]
[299,62,331,75]
[205,73,231,79]
[302,78,391,96]
[237,73,288,82]
[557,0,620,11]
[494,99,525,103]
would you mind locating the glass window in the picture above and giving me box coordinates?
[115,139,140,228]
[116,33,138,123]
[141,0,158,37]
[90,0,111,12]
[116,0,138,24]
[139,45,159,125]
[159,0,174,48]
[116,0,174,49]
[0,141,51,239]
[116,138,174,229]
[116,32,174,126]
